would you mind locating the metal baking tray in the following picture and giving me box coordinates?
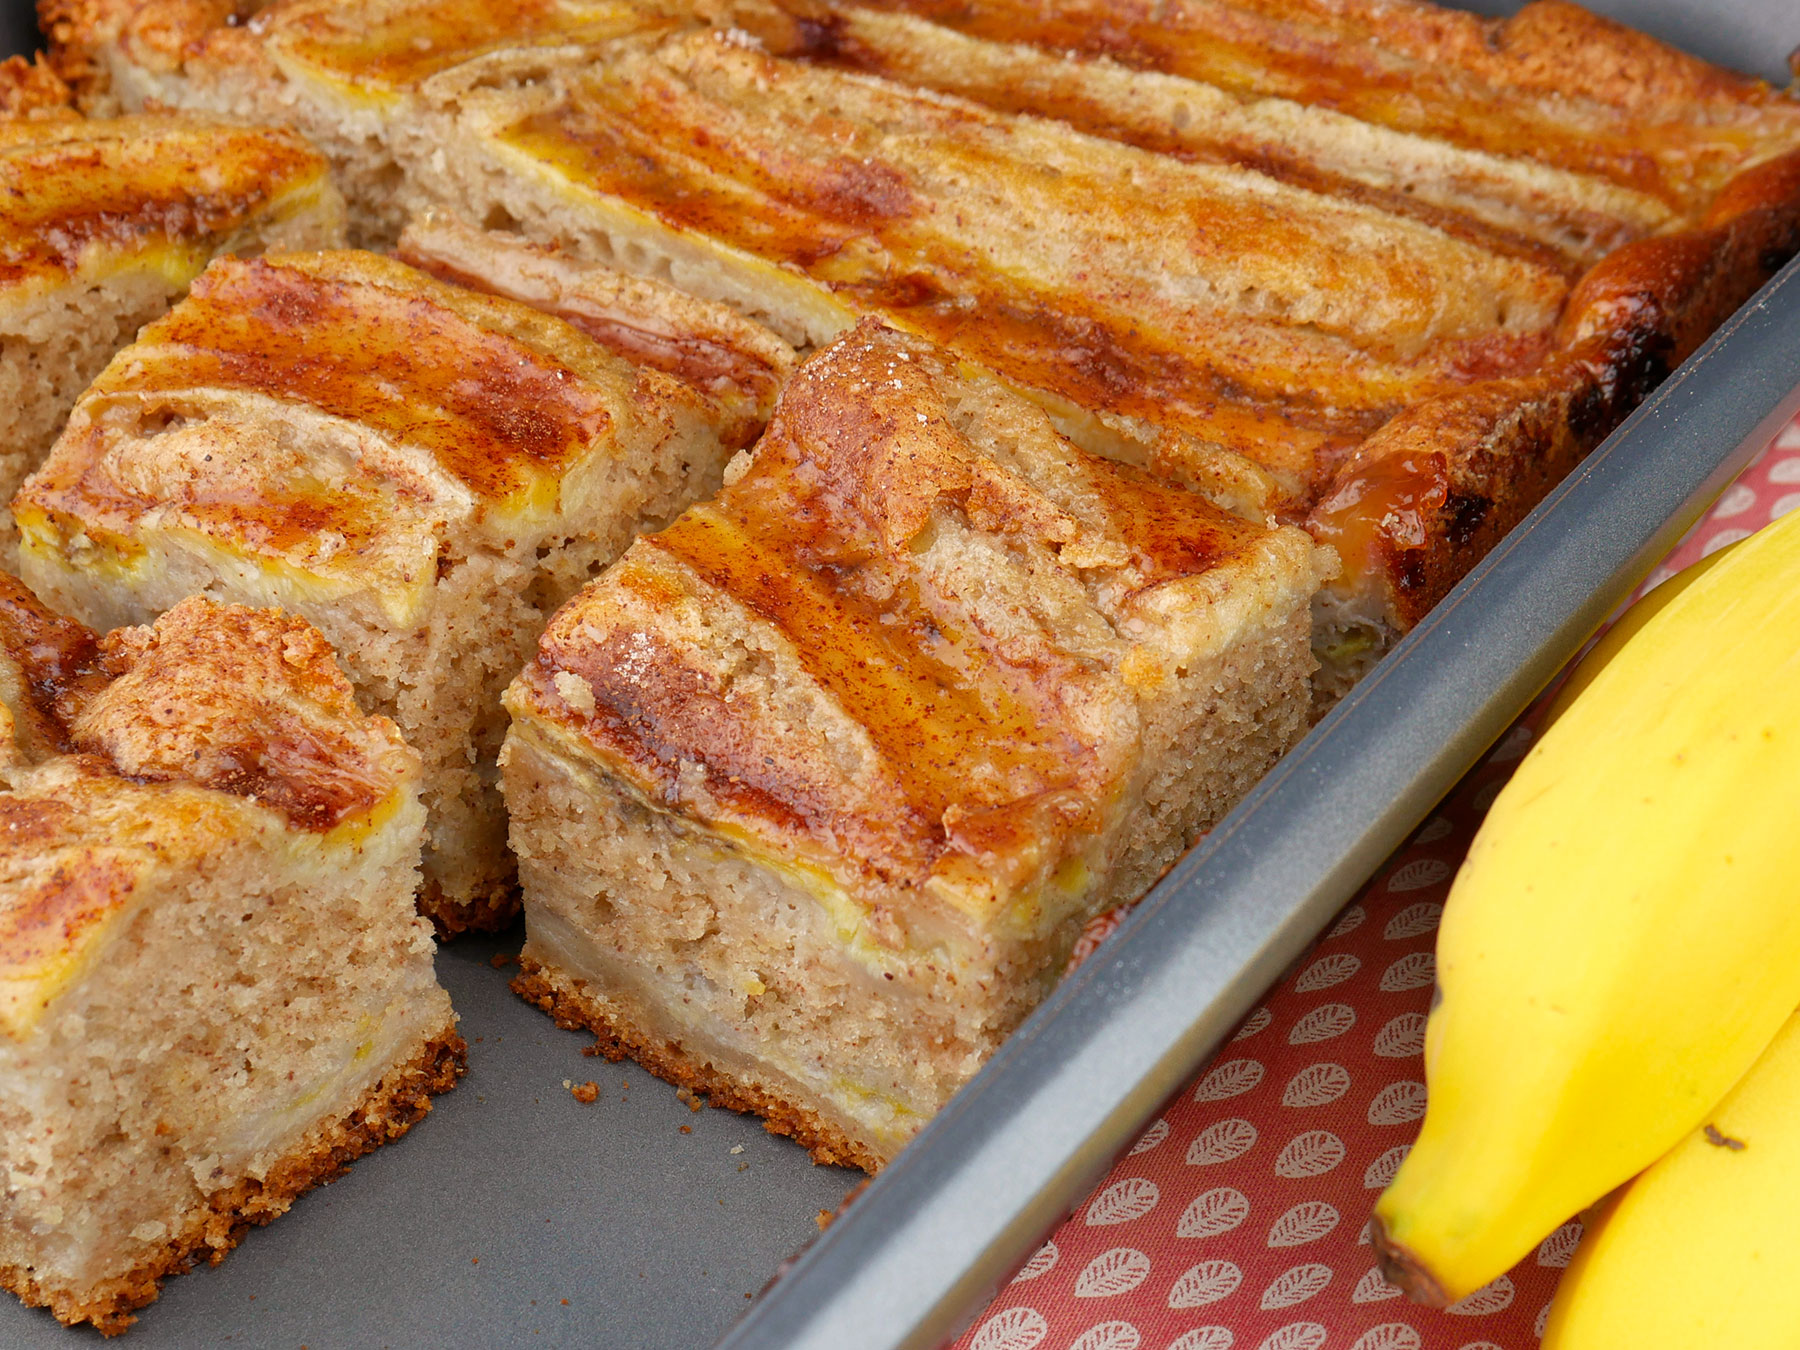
[3,2,1798,1346]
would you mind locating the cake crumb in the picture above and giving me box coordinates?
[570,1080,600,1104]
[490,951,516,968]
[676,1086,705,1112]
[816,1209,834,1231]
[730,1144,745,1154]
[679,1124,692,1134]
[561,1299,570,1306]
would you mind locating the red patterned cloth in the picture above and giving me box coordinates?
[954,413,1800,1350]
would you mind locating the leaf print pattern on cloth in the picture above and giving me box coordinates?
[1260,1264,1333,1310]
[1070,1321,1142,1350]
[951,416,1800,1350]
[1272,1132,1345,1179]
[1076,1249,1154,1299]
[1287,1004,1357,1045]
[1282,1064,1352,1108]
[1168,1260,1245,1309]
[1195,1060,1266,1103]
[1188,1118,1259,1167]
[1178,1188,1252,1239]
[1267,1202,1340,1248]
[1087,1178,1161,1227]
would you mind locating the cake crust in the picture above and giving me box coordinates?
[0,1024,464,1337]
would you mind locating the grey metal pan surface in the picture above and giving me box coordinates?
[0,3,1797,1348]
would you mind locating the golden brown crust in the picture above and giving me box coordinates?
[512,958,877,1171]
[0,1023,465,1336]
[417,873,520,939]
[1310,146,1800,634]
[0,114,335,294]
[0,55,78,121]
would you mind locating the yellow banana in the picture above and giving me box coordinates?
[1543,1008,1800,1349]
[1372,503,1800,1305]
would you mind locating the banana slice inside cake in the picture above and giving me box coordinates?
[0,577,459,1337]
[501,321,1329,1168]
[14,245,749,934]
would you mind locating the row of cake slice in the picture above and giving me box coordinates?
[46,0,1800,694]
[0,216,1326,1334]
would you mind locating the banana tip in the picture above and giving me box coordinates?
[1370,1215,1453,1308]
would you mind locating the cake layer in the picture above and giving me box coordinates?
[502,322,1325,1162]
[15,247,739,931]
[0,579,460,1334]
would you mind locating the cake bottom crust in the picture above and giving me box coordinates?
[0,1023,466,1337]
[419,875,521,940]
[512,957,881,1173]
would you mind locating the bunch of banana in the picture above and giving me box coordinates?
[1370,502,1800,1308]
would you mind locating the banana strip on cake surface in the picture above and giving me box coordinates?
[0,50,344,557]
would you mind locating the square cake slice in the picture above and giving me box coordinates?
[0,577,460,1336]
[501,321,1328,1168]
[0,85,344,553]
[15,246,743,934]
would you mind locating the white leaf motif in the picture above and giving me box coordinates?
[1489,724,1533,762]
[1363,1144,1412,1189]
[1233,1007,1274,1041]
[1087,1178,1161,1226]
[970,1307,1048,1350]
[1537,1220,1583,1268]
[1194,1059,1265,1103]
[1383,902,1444,940]
[1267,1201,1340,1248]
[1167,1329,1234,1350]
[1293,953,1361,993]
[1379,952,1436,992]
[1351,1325,1422,1350]
[1386,858,1451,893]
[1287,1003,1357,1045]
[1187,1118,1258,1167]
[1259,1263,1332,1310]
[1177,1187,1251,1239]
[1352,1266,1404,1303]
[1368,1080,1429,1126]
[1535,1302,1553,1337]
[1373,1013,1429,1059]
[1325,904,1366,939]
[1456,1343,1505,1350]
[1167,1259,1243,1309]
[1357,1218,1374,1245]
[1273,1130,1345,1179]
[1414,815,1453,844]
[1130,1119,1170,1156]
[1011,1240,1058,1284]
[1473,779,1506,814]
[1076,1248,1153,1299]
[1448,1275,1515,1316]
[1070,1321,1141,1350]
[1282,1062,1352,1108]
[1257,1323,1327,1350]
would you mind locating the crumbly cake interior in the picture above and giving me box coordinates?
[0,585,460,1334]
[501,322,1324,1165]
[15,248,736,933]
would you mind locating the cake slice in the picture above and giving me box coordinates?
[14,247,740,934]
[0,577,460,1336]
[0,64,344,554]
[501,321,1329,1168]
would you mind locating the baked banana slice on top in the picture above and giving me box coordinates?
[502,321,1330,1168]
[0,577,459,1336]
[14,246,743,935]
[0,97,343,553]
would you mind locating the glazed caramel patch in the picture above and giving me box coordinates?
[0,118,326,287]
[103,256,616,502]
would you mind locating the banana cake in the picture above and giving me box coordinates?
[48,0,1800,695]
[0,57,343,556]
[13,246,742,934]
[0,577,459,1336]
[501,321,1329,1168]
